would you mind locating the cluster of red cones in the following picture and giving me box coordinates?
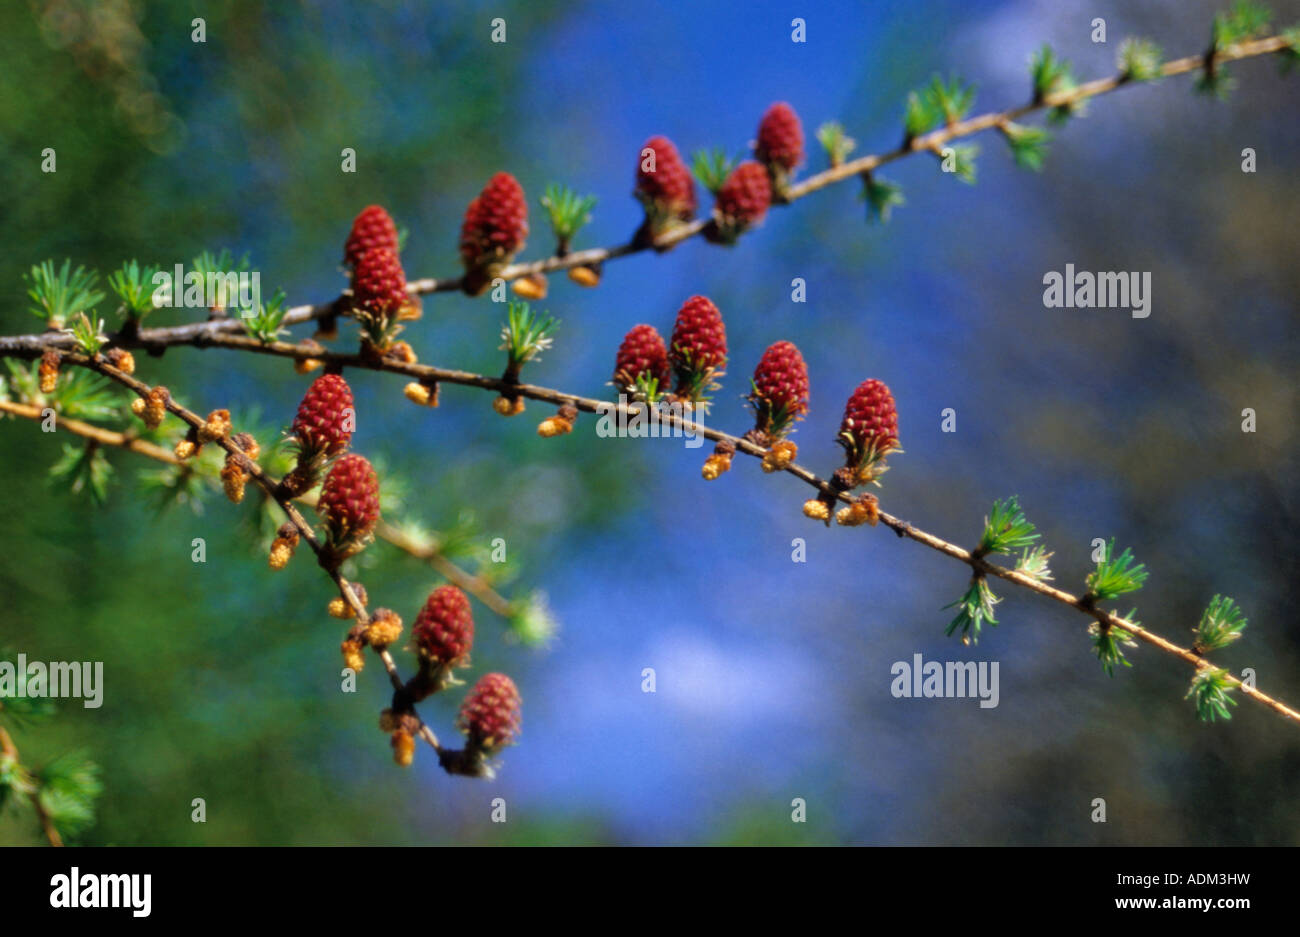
[608,296,899,496]
[336,101,806,309]
[282,371,524,774]
[308,100,888,778]
[639,101,805,246]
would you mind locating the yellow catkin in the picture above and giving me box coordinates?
[387,341,417,365]
[364,610,403,648]
[294,357,323,375]
[836,496,880,528]
[701,452,733,481]
[39,351,60,394]
[220,464,247,504]
[232,433,260,461]
[268,538,294,570]
[104,348,135,375]
[144,398,167,429]
[137,387,169,430]
[391,730,415,767]
[537,416,573,437]
[404,382,436,406]
[762,440,798,473]
[512,273,548,300]
[803,499,831,521]
[568,265,600,287]
[341,640,365,673]
[198,409,232,442]
[493,396,526,416]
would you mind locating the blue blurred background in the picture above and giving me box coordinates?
[1,0,1298,844]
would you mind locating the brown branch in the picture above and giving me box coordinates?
[375,518,514,619]
[0,724,63,847]
[297,492,517,620]
[785,35,1298,200]
[37,339,1300,725]
[0,396,514,622]
[57,354,453,758]
[0,34,1293,358]
[0,399,179,464]
[1,30,1295,734]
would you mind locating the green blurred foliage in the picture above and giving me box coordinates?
[2,0,1299,846]
[0,0,588,846]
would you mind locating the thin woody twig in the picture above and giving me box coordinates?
[375,518,514,619]
[36,346,1300,726]
[0,724,63,847]
[0,397,513,621]
[0,399,179,464]
[0,34,1293,359]
[1,27,1295,742]
[785,35,1298,200]
[58,354,449,757]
